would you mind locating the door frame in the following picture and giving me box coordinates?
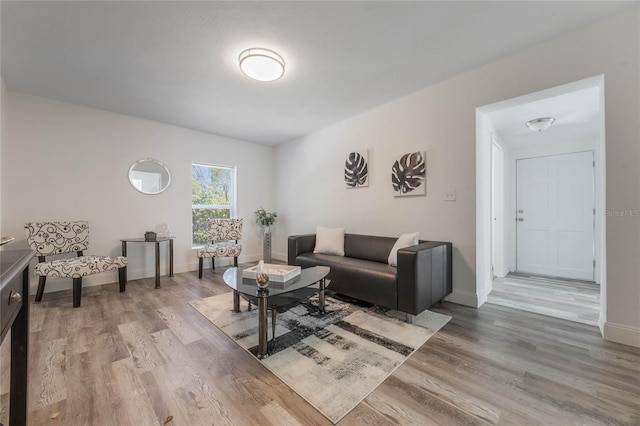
[491,139,506,278]
[475,75,606,336]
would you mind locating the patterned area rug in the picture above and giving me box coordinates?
[190,293,451,424]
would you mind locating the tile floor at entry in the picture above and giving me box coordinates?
[487,273,600,326]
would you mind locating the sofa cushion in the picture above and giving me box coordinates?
[313,227,345,256]
[35,255,127,279]
[197,242,242,258]
[388,232,419,266]
[295,252,397,310]
[344,234,396,263]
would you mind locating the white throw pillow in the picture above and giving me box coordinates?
[313,227,345,256]
[388,232,420,267]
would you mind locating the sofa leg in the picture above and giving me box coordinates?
[198,258,203,279]
[35,276,47,302]
[73,278,82,308]
[401,310,430,325]
[118,267,126,292]
[234,257,238,267]
[211,257,215,270]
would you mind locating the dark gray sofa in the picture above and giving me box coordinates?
[288,233,452,315]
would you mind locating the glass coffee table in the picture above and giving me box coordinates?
[222,266,330,359]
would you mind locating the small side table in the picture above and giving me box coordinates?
[121,238,174,289]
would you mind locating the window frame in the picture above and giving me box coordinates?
[191,162,237,248]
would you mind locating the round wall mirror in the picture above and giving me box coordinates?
[128,159,171,195]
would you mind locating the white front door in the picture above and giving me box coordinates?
[516,151,595,280]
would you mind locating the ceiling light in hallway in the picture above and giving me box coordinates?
[525,117,556,132]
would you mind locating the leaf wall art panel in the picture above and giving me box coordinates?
[391,151,426,197]
[344,150,369,188]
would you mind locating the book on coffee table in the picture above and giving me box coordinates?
[242,264,302,282]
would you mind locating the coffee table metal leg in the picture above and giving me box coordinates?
[271,309,276,341]
[233,290,240,313]
[258,291,268,359]
[319,278,326,313]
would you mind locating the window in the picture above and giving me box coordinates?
[192,163,237,247]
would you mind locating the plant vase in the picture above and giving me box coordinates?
[262,226,272,263]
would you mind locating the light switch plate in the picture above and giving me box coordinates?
[444,190,456,201]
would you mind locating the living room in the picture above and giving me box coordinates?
[1,2,639,425]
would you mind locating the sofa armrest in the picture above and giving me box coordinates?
[396,241,452,315]
[287,234,316,265]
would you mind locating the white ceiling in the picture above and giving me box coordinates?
[488,86,601,149]
[1,1,632,145]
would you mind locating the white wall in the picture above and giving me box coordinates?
[1,92,274,294]
[274,88,478,300]
[275,8,639,346]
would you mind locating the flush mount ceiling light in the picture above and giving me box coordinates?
[525,117,556,132]
[238,48,285,82]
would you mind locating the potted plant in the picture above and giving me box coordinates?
[255,207,277,262]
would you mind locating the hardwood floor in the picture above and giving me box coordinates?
[1,266,638,425]
[488,273,600,326]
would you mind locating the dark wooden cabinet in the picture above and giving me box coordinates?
[1,249,33,426]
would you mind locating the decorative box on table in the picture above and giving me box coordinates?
[243,264,301,282]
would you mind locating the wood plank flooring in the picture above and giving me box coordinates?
[1,267,638,425]
[487,273,600,326]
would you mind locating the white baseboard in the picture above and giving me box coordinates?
[598,313,606,337]
[272,251,287,262]
[245,252,287,263]
[603,321,640,348]
[477,284,493,307]
[444,289,479,308]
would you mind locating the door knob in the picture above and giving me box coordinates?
[518,218,524,222]
[8,290,22,304]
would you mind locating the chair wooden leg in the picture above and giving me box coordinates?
[198,258,203,279]
[72,278,82,308]
[211,257,215,270]
[35,276,47,302]
[234,257,238,267]
[118,267,126,292]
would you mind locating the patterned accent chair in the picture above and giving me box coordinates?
[197,219,243,278]
[24,221,128,307]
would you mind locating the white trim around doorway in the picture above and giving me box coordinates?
[475,75,606,337]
